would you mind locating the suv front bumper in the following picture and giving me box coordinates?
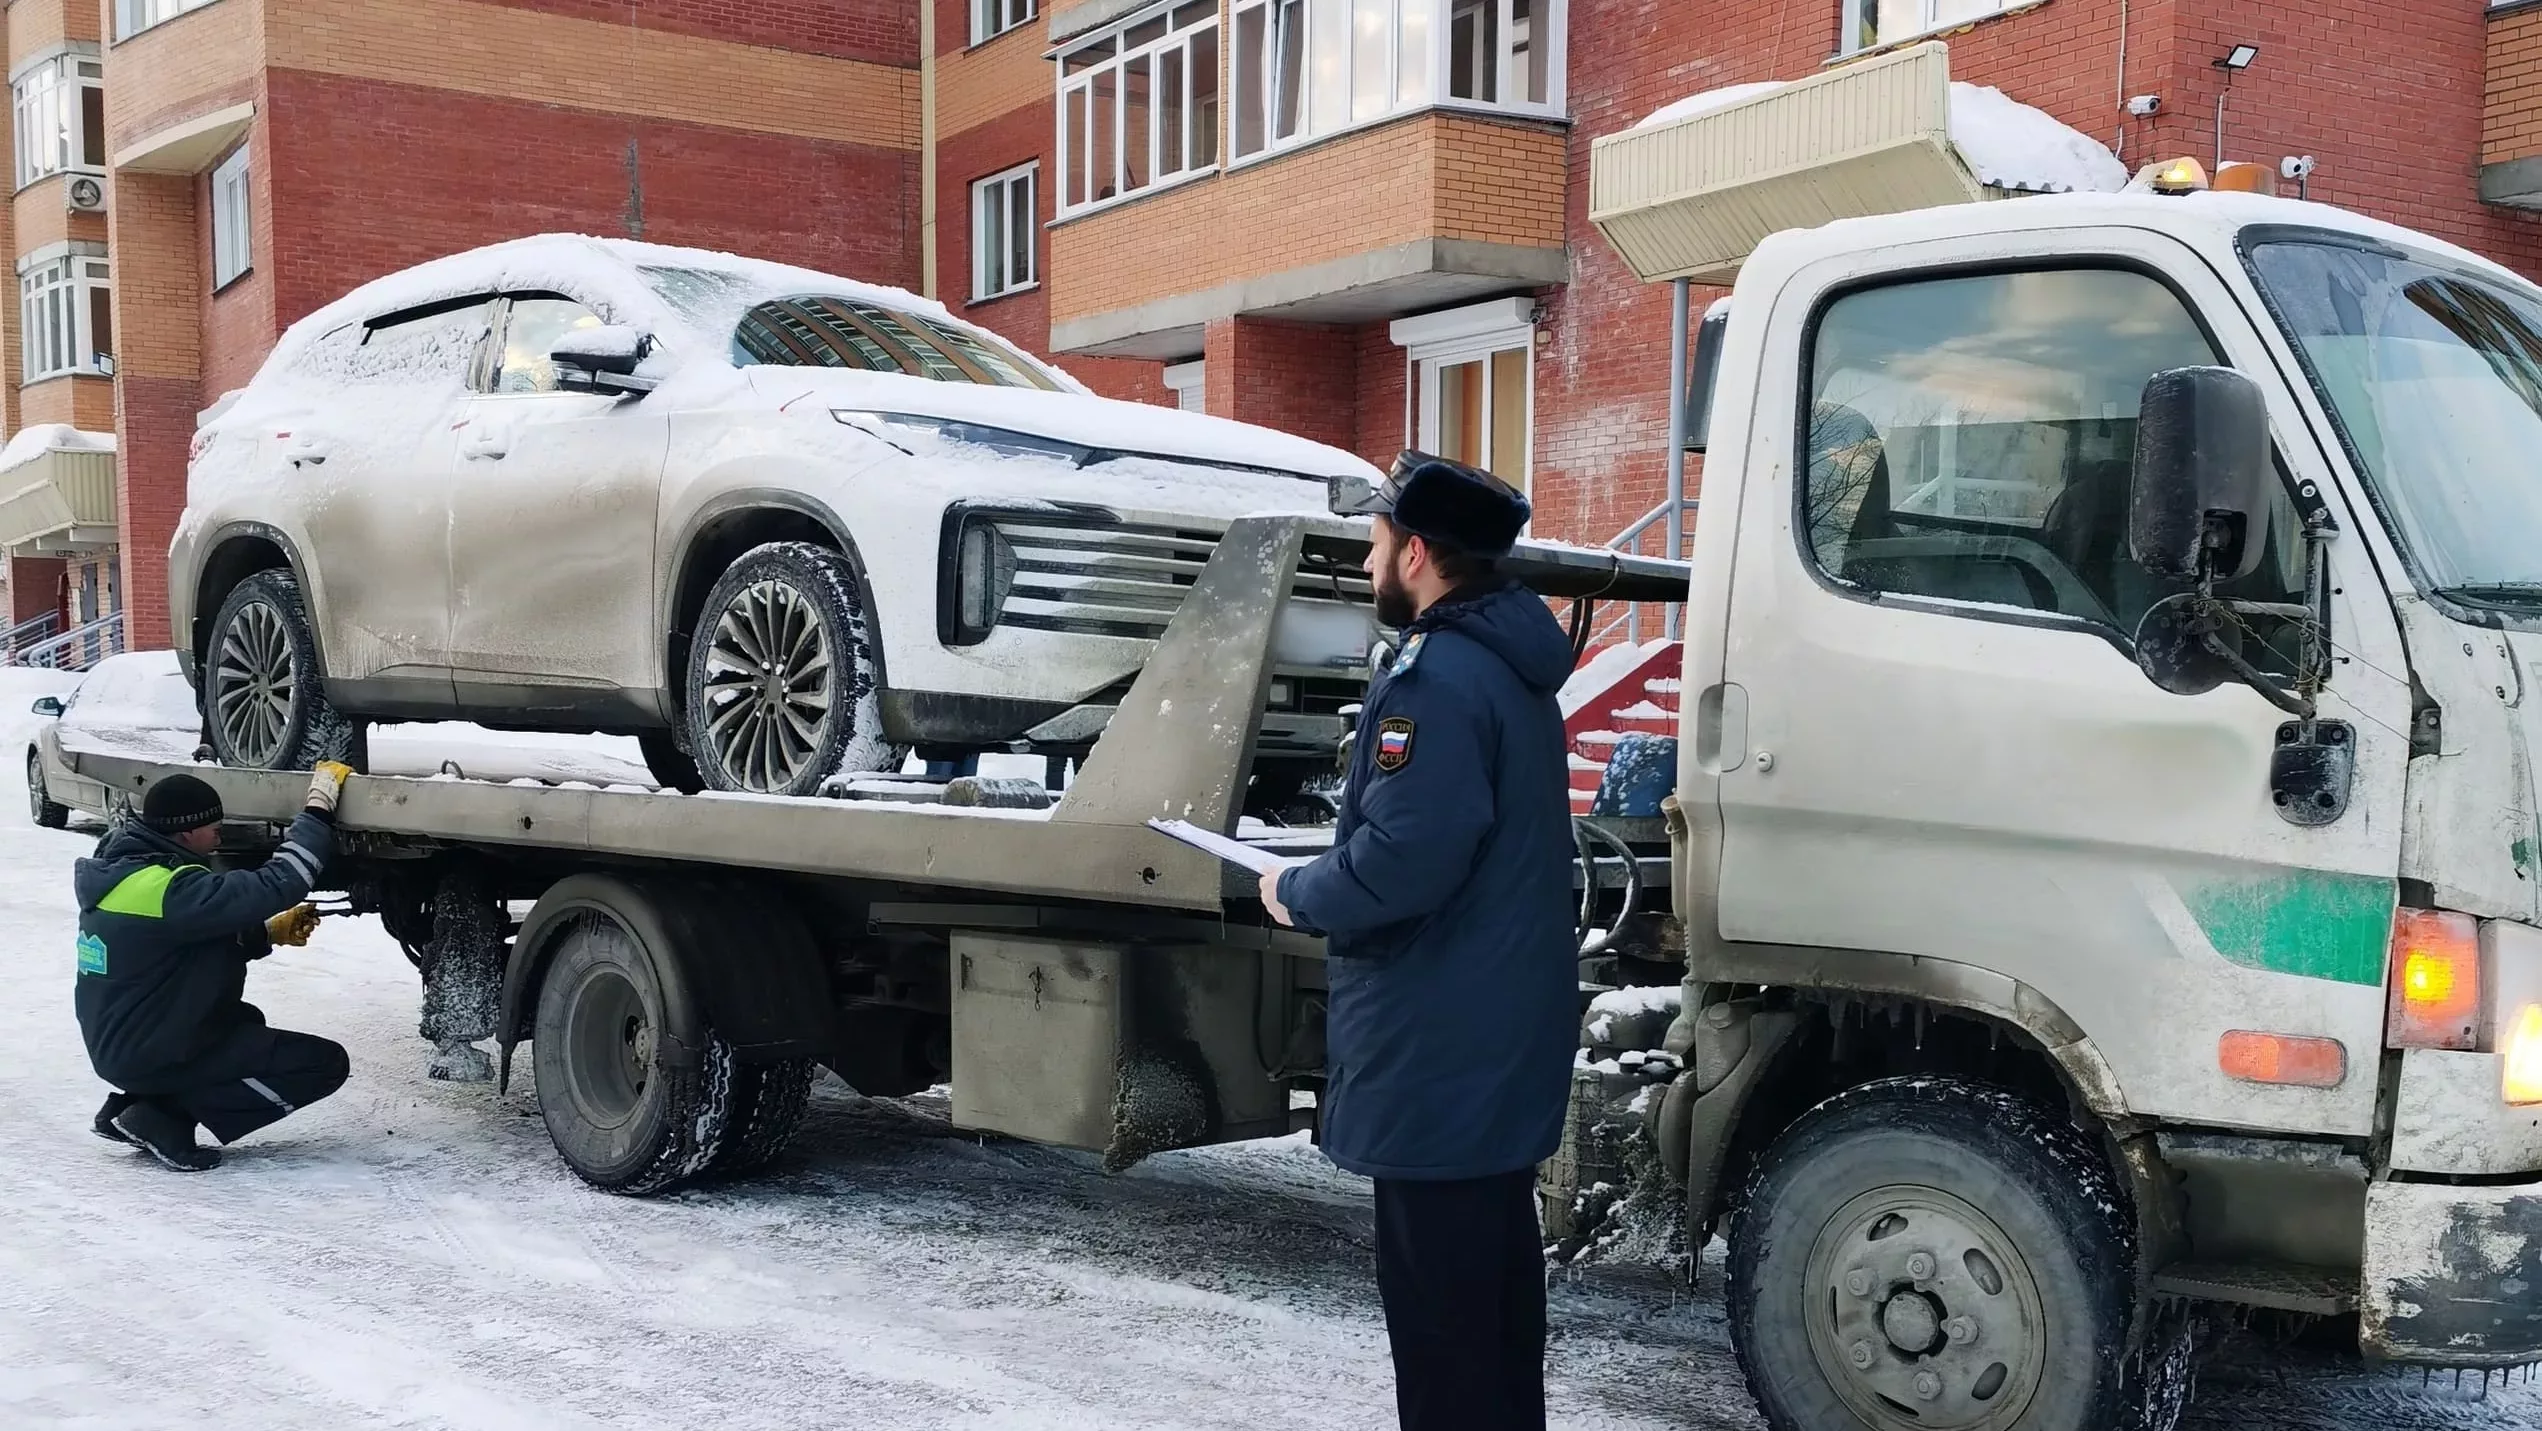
[2362,1178,2542,1366]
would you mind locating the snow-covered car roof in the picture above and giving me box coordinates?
[264,234,1092,395]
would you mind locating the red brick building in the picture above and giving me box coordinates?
[1,0,2540,661]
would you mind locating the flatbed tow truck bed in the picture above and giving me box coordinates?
[61,515,1690,1194]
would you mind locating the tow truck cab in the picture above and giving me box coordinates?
[1587,42,2542,1423]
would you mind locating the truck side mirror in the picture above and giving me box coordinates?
[1682,302,1730,454]
[2128,366,2272,583]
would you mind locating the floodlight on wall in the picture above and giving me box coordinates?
[2211,44,2260,167]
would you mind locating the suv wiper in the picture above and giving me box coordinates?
[2436,582,2542,606]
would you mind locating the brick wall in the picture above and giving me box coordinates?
[472,0,916,66]
[8,555,65,626]
[8,0,100,54]
[19,378,116,431]
[1048,111,1564,327]
[102,0,261,153]
[2491,7,2542,165]
[1202,315,1360,453]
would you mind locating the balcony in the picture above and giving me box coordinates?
[2486,2,2542,207]
[1046,0,1568,358]
[0,437,118,554]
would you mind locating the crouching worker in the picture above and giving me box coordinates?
[76,764,354,1172]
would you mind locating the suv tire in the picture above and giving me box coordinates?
[683,542,903,797]
[202,569,366,773]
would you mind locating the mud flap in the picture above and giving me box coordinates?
[2361,1179,2542,1367]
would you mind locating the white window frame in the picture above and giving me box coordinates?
[1391,296,1535,496]
[1227,0,1564,166]
[19,247,112,383]
[1054,1,1223,218]
[117,0,221,41]
[212,146,251,291]
[1839,0,2021,56]
[971,162,1040,301]
[972,0,1036,45]
[12,51,104,191]
[1163,359,1206,411]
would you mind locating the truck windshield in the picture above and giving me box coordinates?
[2246,236,2542,607]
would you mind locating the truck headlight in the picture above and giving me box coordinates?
[941,517,1018,645]
[2506,1005,2542,1106]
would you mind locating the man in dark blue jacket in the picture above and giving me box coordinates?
[1262,452,1577,1431]
[77,765,353,1172]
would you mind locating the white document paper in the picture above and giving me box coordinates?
[1146,818,1299,876]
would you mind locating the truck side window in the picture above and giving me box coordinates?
[1802,267,2305,663]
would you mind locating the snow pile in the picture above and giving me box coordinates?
[0,422,114,478]
[1636,80,2128,196]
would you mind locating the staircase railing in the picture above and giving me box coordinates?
[2,610,60,663]
[1593,498,1695,648]
[16,612,123,671]
[1586,277,1705,652]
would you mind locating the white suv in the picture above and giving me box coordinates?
[171,236,1380,797]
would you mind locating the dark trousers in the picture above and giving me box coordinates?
[157,1031,349,1145]
[1372,1168,1548,1431]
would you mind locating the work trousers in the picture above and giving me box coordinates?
[154,1030,350,1145]
[1372,1167,1548,1431]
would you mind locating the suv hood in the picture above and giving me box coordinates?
[743,368,1380,485]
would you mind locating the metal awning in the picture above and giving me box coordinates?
[0,445,117,553]
[1588,41,1983,286]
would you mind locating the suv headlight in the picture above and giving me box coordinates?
[940,513,1019,645]
[835,409,1091,464]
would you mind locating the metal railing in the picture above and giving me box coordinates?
[14,612,123,671]
[2,610,60,663]
[1594,498,1695,648]
[1587,277,1703,651]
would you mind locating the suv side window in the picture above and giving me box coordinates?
[494,295,607,394]
[338,297,496,388]
[1802,266,2306,656]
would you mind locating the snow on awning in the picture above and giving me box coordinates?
[0,426,117,554]
[1589,41,2126,287]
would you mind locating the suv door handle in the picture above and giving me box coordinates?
[283,433,330,466]
[461,428,507,461]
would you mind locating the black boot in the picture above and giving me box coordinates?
[92,1092,137,1145]
[111,1102,222,1172]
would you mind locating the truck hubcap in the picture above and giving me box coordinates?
[212,600,297,767]
[701,578,835,793]
[1805,1187,2046,1429]
[563,964,652,1127]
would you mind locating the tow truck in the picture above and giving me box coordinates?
[52,37,2542,1431]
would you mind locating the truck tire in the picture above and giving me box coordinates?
[202,569,366,773]
[28,750,67,828]
[683,542,904,797]
[1728,1077,2152,1431]
[709,1058,816,1176]
[531,903,734,1195]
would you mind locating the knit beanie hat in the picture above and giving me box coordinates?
[141,773,223,835]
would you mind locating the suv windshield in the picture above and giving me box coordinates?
[2246,235,2542,607]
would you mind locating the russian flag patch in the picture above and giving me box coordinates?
[1375,717,1415,773]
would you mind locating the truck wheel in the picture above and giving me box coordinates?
[531,904,734,1195]
[709,1058,815,1176]
[684,542,904,797]
[1728,1077,2145,1431]
[28,750,67,828]
[203,569,365,773]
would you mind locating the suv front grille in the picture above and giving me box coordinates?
[994,515,1373,642]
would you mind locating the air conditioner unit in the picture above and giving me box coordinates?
[65,176,104,213]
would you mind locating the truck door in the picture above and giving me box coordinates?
[1709,227,2412,1138]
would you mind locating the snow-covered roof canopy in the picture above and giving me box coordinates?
[1589,41,2126,286]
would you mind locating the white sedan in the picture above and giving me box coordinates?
[171,236,1380,798]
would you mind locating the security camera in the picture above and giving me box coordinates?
[2281,155,2317,180]
[2126,95,2162,117]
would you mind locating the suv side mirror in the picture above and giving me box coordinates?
[2129,365,2271,583]
[552,326,658,396]
[29,695,62,717]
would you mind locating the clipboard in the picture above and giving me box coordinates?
[1145,818,1302,876]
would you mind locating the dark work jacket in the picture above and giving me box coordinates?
[1276,582,1578,1180]
[73,811,334,1094]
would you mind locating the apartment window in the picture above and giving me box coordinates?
[1841,0,2019,54]
[13,54,104,190]
[117,0,221,40]
[974,0,1035,44]
[212,146,251,290]
[1229,0,1560,161]
[972,163,1038,300]
[1164,359,1205,412]
[21,253,112,382]
[1055,2,1222,214]
[1392,297,1533,492]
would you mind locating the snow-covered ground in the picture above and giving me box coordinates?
[1,687,2534,1429]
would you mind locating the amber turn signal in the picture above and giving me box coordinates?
[2219,1030,2347,1089]
[2386,909,2482,1051]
